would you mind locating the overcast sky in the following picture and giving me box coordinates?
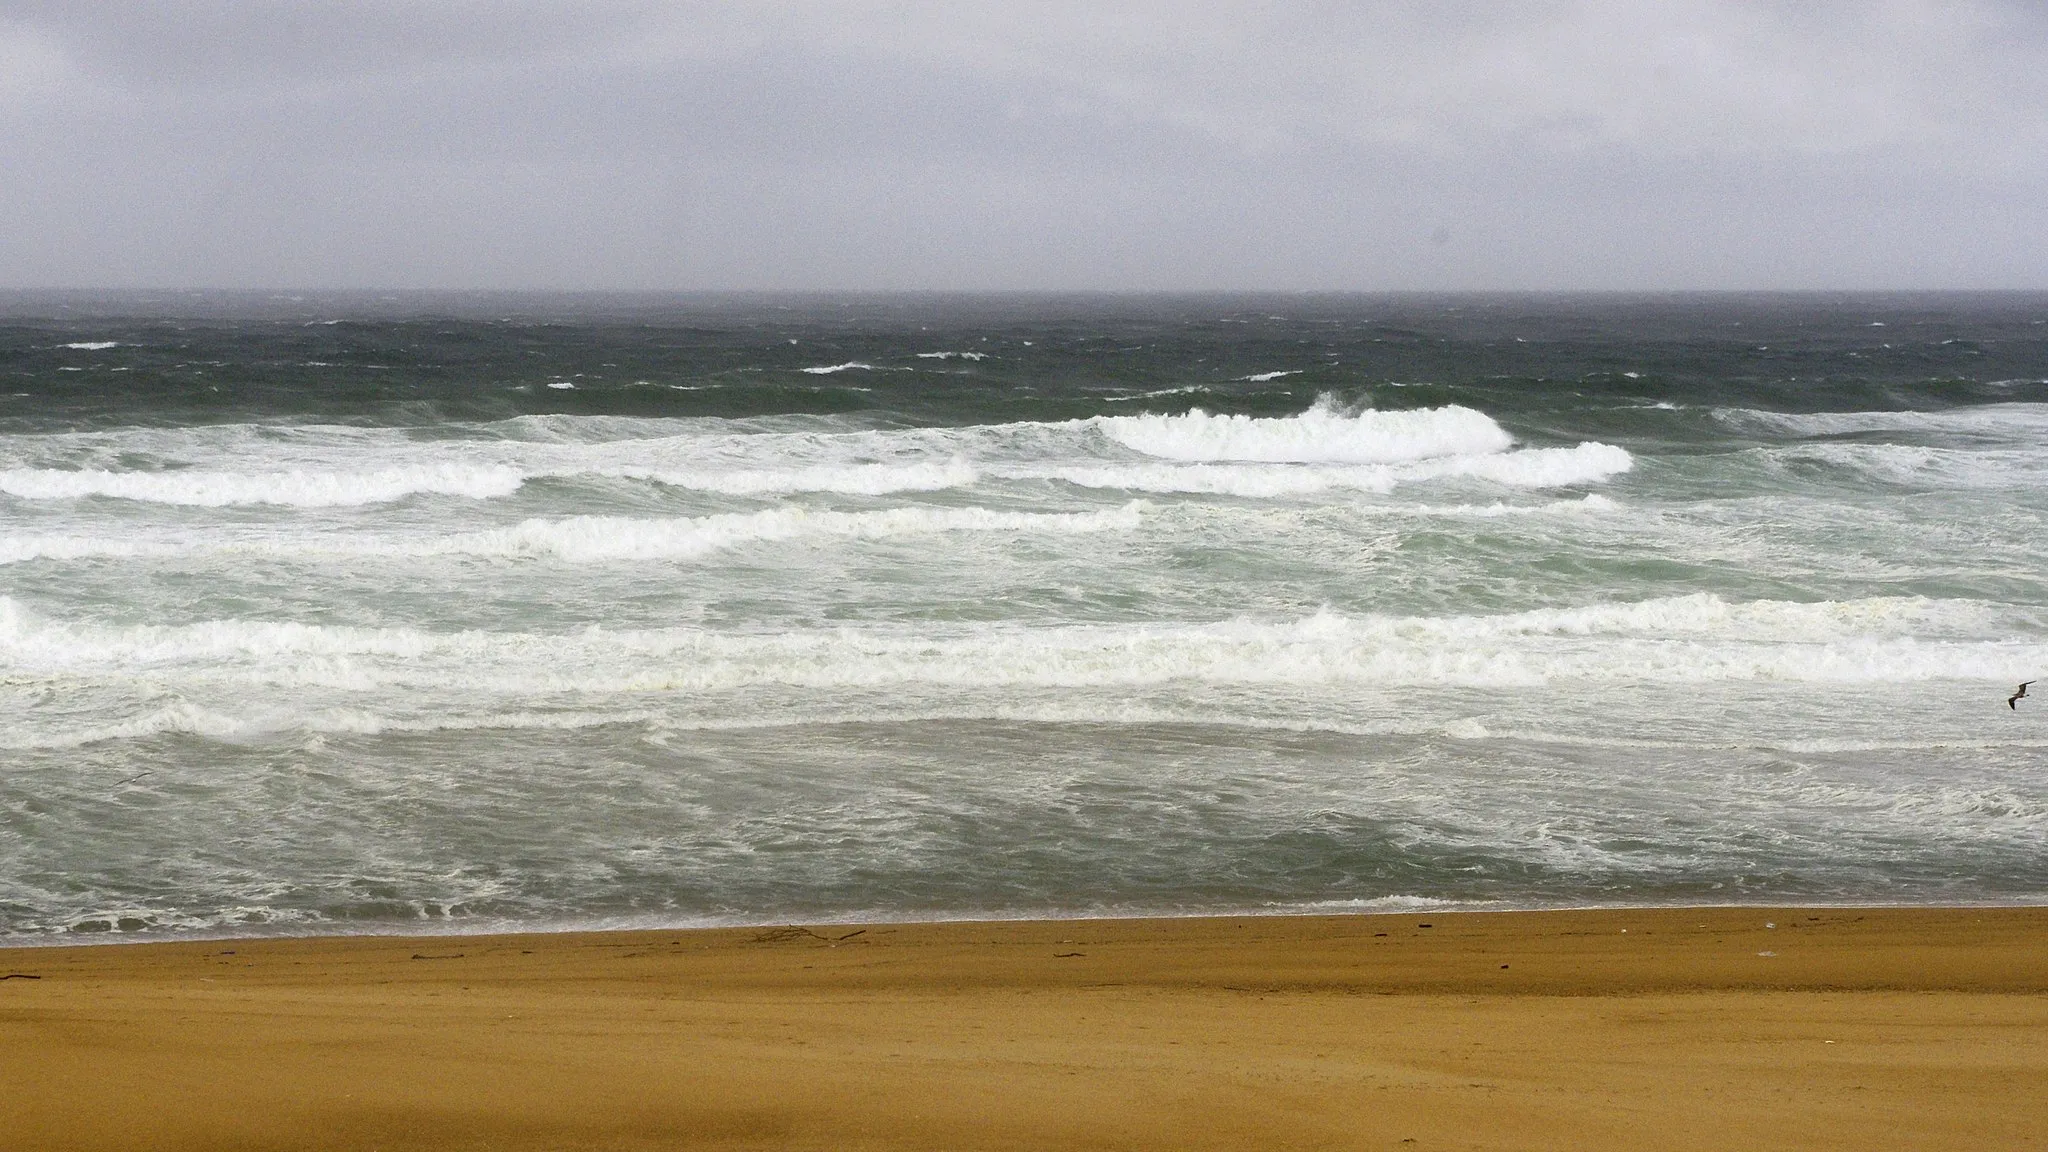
[3,1,2044,290]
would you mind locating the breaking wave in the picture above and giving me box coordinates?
[1031,442,1631,496]
[1099,401,1515,463]
[1716,403,2048,439]
[0,502,1145,567]
[0,400,1630,507]
[1759,442,2048,490]
[0,464,524,507]
[417,503,1143,562]
[3,593,2029,695]
[606,459,977,496]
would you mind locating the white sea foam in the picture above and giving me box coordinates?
[1356,494,1621,517]
[20,904,332,937]
[1237,370,1300,382]
[1029,443,1630,496]
[1036,462,1393,497]
[0,464,524,507]
[3,700,258,748]
[13,694,2048,756]
[4,594,2029,697]
[0,502,1143,568]
[1392,441,1634,487]
[0,401,1630,509]
[801,362,873,374]
[1100,402,1513,463]
[1420,591,1958,639]
[0,699,663,750]
[61,341,120,350]
[1763,442,2048,489]
[418,503,1143,562]
[1715,403,2048,439]
[603,459,976,496]
[0,457,979,523]
[916,351,987,360]
[0,535,169,565]
[1107,386,1207,402]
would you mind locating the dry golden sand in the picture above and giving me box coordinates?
[2,906,2045,1151]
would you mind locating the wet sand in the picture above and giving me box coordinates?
[2,906,2044,1151]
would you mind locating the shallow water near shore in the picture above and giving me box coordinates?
[3,291,2046,939]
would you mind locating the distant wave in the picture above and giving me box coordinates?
[1714,403,2048,439]
[1106,386,1208,402]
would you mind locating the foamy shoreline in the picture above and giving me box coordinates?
[8,896,2047,950]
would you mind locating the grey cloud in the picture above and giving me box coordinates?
[2,1,2044,288]
[4,1,659,92]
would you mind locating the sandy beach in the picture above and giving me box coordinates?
[1,906,2043,1150]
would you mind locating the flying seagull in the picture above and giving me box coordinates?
[2010,681,2035,710]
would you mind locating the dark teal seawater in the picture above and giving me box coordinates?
[6,291,2044,431]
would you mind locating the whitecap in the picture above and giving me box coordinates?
[0,464,524,507]
[0,501,1144,567]
[1100,400,1513,464]
[419,502,1143,562]
[3,593,2030,697]
[601,459,976,497]
[1026,443,1630,496]
[1716,403,2048,439]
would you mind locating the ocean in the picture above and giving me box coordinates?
[2,291,2045,941]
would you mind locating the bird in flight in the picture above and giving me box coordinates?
[2010,681,2035,710]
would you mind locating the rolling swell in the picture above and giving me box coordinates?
[0,404,1626,507]
[1,593,2030,700]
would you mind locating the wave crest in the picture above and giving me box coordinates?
[2,593,2022,691]
[0,464,523,507]
[0,502,1145,568]
[1099,401,1514,464]
[429,503,1144,561]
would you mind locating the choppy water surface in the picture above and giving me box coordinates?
[3,292,2046,939]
